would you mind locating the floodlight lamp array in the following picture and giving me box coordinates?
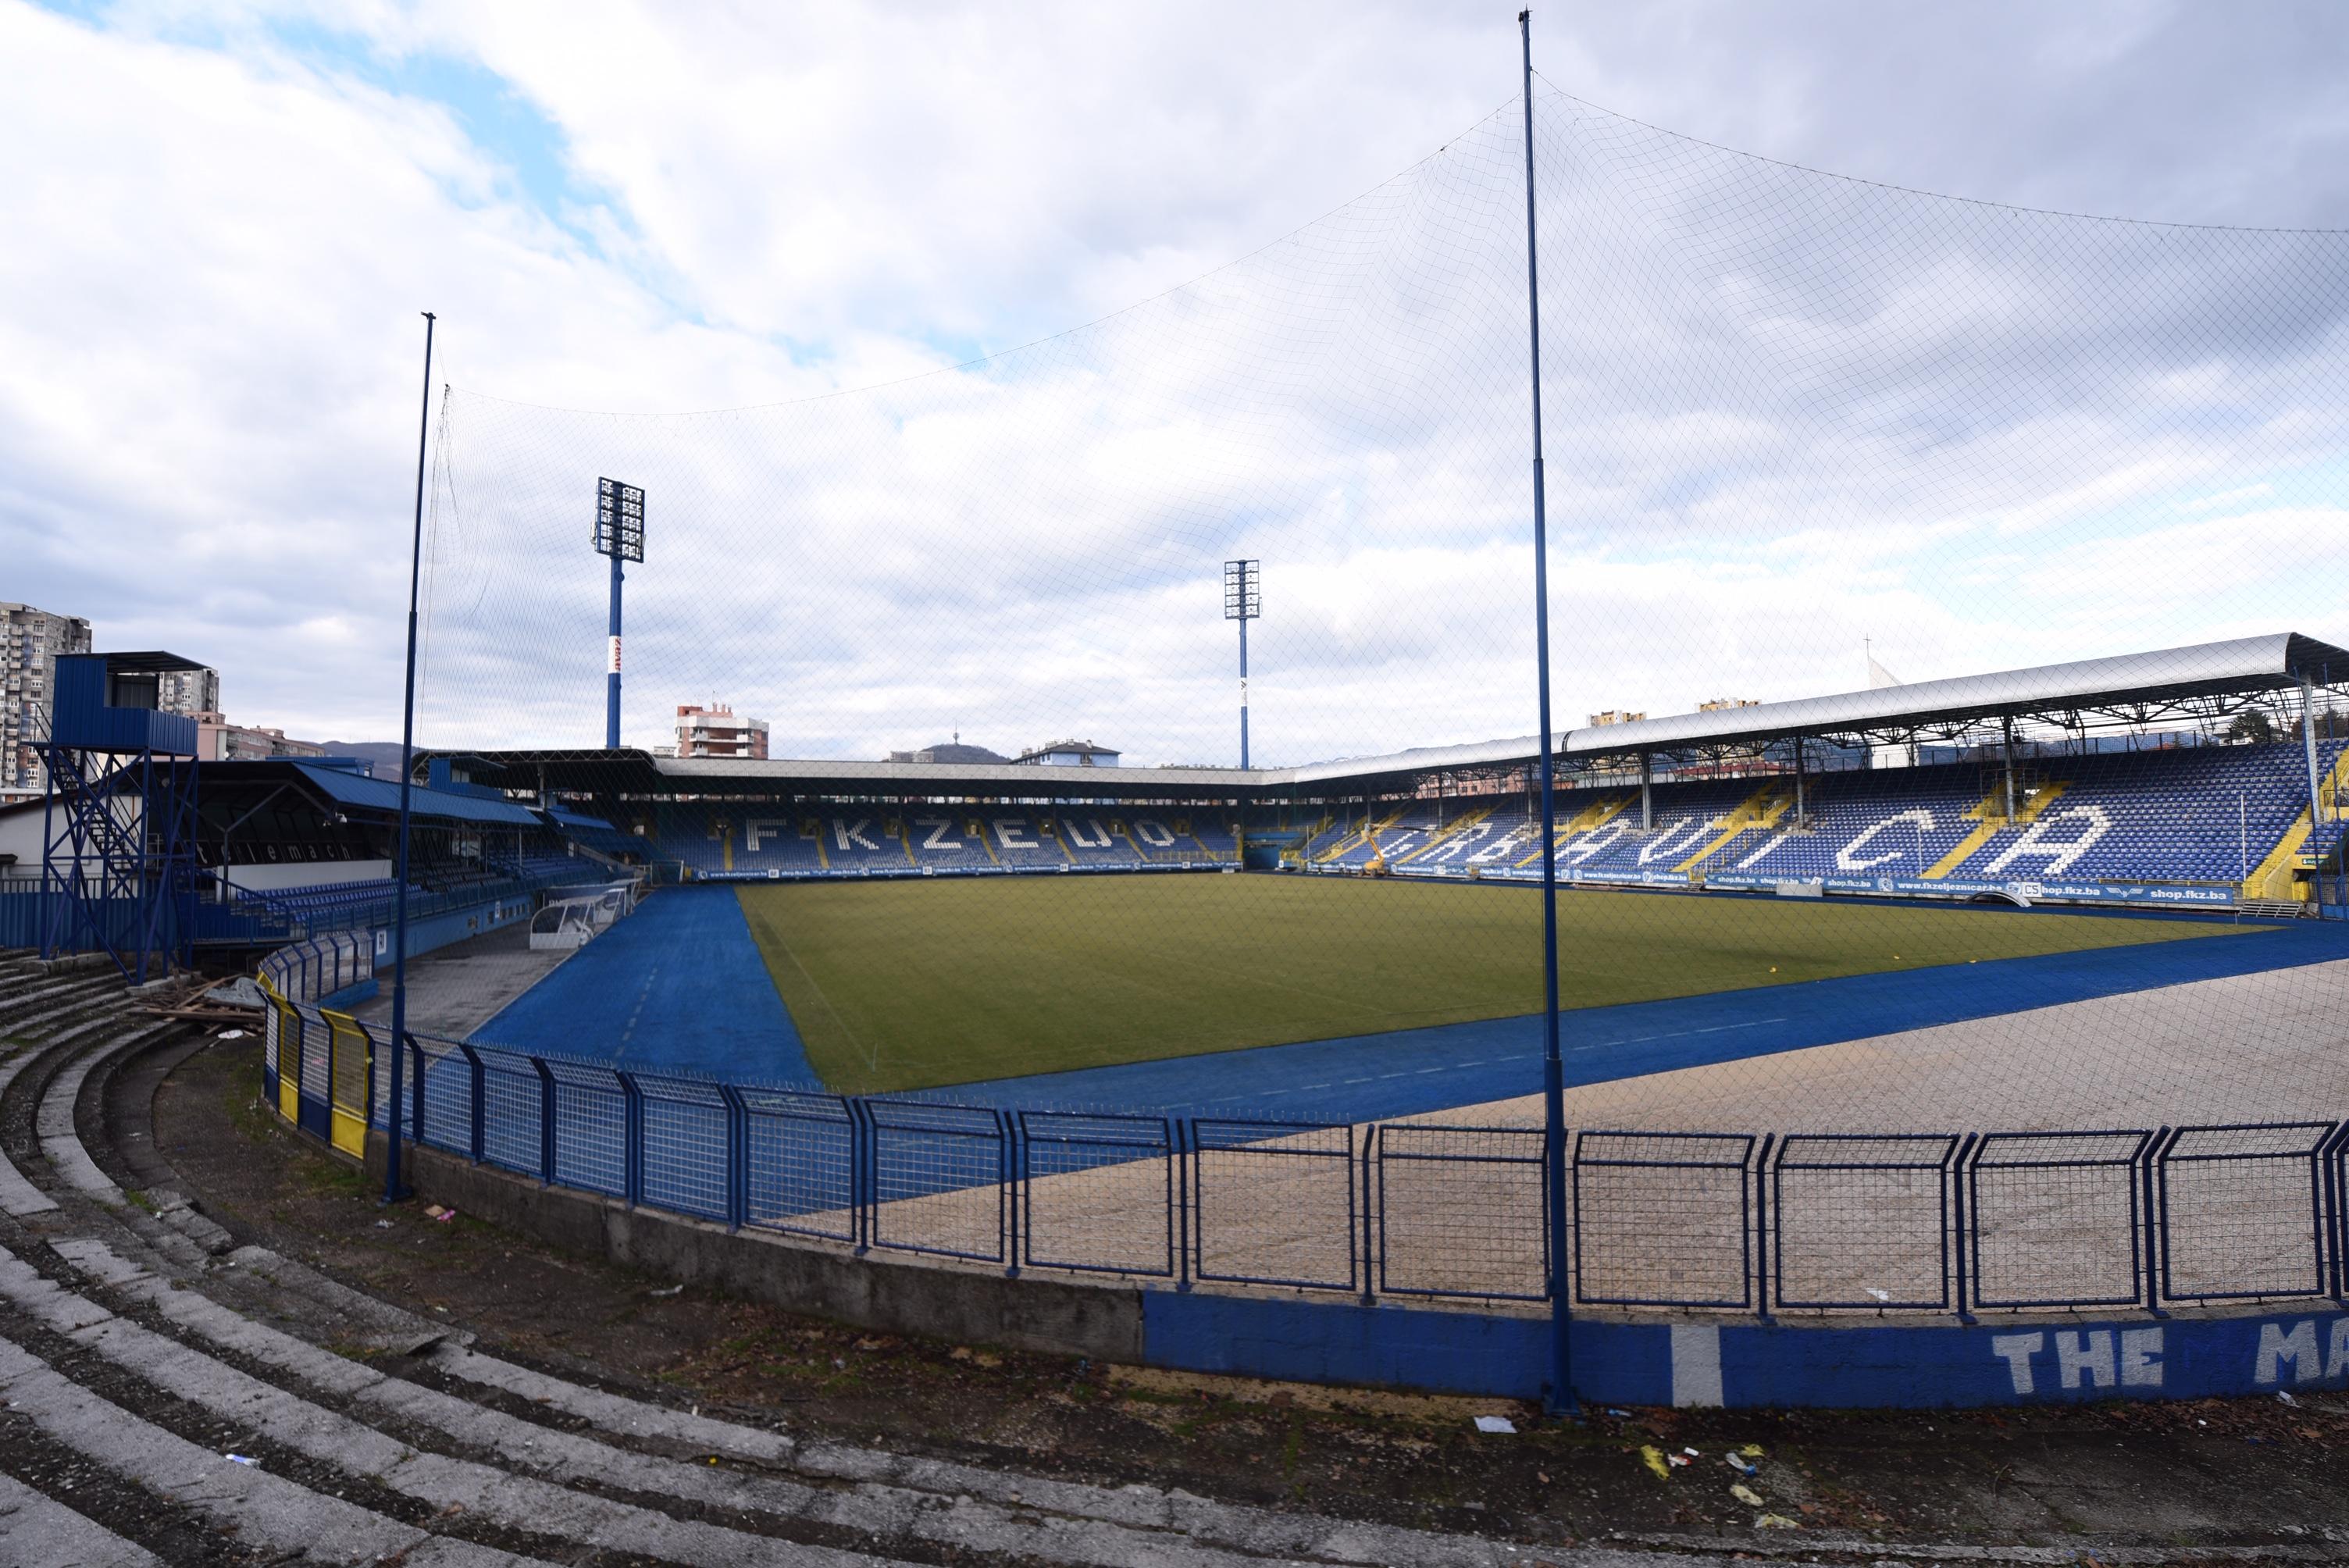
[1223,558,1261,621]
[594,477,646,562]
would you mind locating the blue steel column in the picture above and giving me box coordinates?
[1239,614,1250,770]
[385,310,434,1206]
[1520,9,1574,1415]
[606,548,624,750]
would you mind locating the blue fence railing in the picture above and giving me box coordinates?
[254,1019,2349,1317]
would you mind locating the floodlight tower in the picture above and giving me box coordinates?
[594,478,645,749]
[1224,559,1261,768]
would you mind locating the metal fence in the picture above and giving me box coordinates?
[258,1018,2349,1317]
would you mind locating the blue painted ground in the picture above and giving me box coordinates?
[470,887,818,1085]
[947,919,2349,1121]
[472,886,2349,1120]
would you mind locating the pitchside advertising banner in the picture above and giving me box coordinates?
[1418,864,2238,906]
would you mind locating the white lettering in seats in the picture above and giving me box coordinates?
[1836,809,1936,872]
[834,819,879,852]
[995,818,1037,850]
[1984,804,2110,877]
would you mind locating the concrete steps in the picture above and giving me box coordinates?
[0,984,1531,1566]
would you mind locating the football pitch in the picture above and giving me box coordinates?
[734,875,2244,1093]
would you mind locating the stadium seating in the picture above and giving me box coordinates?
[620,740,2338,901]
[640,801,1240,877]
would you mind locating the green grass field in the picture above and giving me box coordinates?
[736,875,2246,1093]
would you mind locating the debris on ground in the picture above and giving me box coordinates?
[1640,1445,1670,1481]
[224,1454,258,1466]
[1731,1483,1765,1507]
[649,1284,685,1298]
[1755,1513,1799,1529]
[1725,1452,1757,1475]
[1474,1416,1517,1434]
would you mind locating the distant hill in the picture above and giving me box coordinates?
[311,741,413,777]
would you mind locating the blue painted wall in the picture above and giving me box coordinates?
[1138,1291,2349,1409]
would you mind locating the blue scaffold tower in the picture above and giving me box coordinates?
[37,651,204,983]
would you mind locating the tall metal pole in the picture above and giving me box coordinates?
[385,311,434,1206]
[606,548,625,749]
[1520,9,1574,1415]
[1239,615,1250,770]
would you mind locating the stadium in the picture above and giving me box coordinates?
[12,622,2334,1411]
[9,52,2349,1493]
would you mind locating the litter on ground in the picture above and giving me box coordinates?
[1756,1513,1799,1528]
[1474,1416,1517,1434]
[1640,1445,1671,1481]
[1731,1483,1765,1507]
[649,1284,685,1298]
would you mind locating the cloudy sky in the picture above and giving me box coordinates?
[9,0,2349,765]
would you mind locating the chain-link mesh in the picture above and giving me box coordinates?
[864,1100,1007,1264]
[1571,1131,1756,1308]
[2157,1121,2335,1302]
[1771,1133,1959,1310]
[1374,1124,1546,1301]
[1968,1130,2150,1310]
[1018,1111,1177,1278]
[1191,1120,1358,1292]
[742,1089,857,1243]
[265,76,2349,1325]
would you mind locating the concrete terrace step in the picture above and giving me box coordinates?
[27,1224,1515,1568]
[0,968,123,1020]
[0,1019,1567,1567]
[0,986,133,1046]
[0,1459,162,1567]
[39,1023,178,1206]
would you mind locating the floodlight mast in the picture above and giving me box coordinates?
[1224,559,1261,768]
[594,479,646,749]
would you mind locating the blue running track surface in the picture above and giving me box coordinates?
[475,888,2349,1123]
[946,920,2349,1121]
[471,887,818,1085]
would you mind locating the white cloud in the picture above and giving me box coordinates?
[8,0,2349,767]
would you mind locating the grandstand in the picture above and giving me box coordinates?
[427,632,2349,915]
[156,758,642,953]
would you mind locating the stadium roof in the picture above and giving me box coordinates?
[1290,631,2349,789]
[422,631,2348,803]
[194,758,546,826]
